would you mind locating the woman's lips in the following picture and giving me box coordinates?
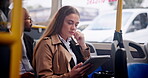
[69,32,75,35]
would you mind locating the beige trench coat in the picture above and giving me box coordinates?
[32,34,90,78]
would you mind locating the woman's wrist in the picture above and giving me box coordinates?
[80,44,88,50]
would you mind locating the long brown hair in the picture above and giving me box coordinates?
[34,6,80,56]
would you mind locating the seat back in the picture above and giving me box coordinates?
[111,40,128,78]
[86,42,97,56]
[123,40,148,63]
[123,40,148,78]
[111,40,148,78]
[144,42,148,57]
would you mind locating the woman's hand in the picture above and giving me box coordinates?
[69,62,92,78]
[21,72,35,78]
[74,31,87,49]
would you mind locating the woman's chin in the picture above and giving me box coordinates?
[68,35,73,38]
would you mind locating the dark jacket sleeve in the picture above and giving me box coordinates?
[23,33,34,65]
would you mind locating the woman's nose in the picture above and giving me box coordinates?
[71,24,77,30]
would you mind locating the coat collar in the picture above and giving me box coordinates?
[50,34,79,45]
[50,34,62,45]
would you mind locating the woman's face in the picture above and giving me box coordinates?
[60,14,80,40]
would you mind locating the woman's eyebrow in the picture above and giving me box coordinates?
[67,20,79,24]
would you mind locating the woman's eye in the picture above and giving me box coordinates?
[75,23,79,27]
[68,22,73,25]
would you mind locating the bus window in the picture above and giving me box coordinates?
[25,0,52,26]
[61,0,148,44]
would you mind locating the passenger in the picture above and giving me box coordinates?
[8,8,35,78]
[32,6,91,78]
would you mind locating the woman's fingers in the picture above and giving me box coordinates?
[74,31,85,40]
[80,63,92,76]
[70,63,92,77]
[74,31,81,40]
[73,62,83,69]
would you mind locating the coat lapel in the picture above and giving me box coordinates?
[51,35,72,71]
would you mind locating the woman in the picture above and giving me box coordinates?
[33,6,91,78]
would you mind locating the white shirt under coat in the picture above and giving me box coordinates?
[58,35,77,65]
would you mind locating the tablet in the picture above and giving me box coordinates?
[83,55,111,75]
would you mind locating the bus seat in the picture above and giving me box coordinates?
[144,42,148,56]
[85,42,103,78]
[123,40,148,63]
[111,40,128,78]
[86,42,97,56]
[122,40,148,78]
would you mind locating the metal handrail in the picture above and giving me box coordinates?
[0,0,22,78]
[116,0,123,32]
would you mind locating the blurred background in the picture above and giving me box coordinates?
[1,0,148,43]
